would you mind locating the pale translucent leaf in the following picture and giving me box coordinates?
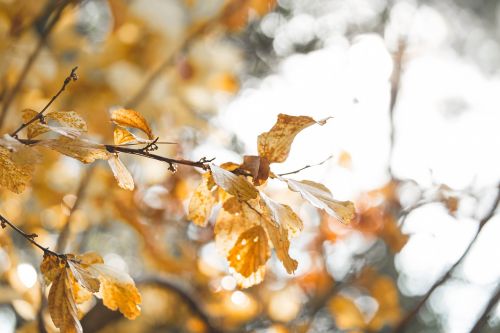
[210,164,257,201]
[107,154,134,190]
[260,191,303,238]
[113,126,136,145]
[39,137,110,164]
[283,178,355,224]
[188,171,216,226]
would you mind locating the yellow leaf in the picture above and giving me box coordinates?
[22,109,49,139]
[39,137,110,164]
[48,269,82,333]
[228,225,270,281]
[210,164,258,201]
[257,114,330,163]
[262,218,297,274]
[90,264,142,319]
[113,126,136,145]
[260,192,303,238]
[284,178,355,224]
[188,172,217,226]
[110,108,154,140]
[67,260,101,294]
[41,254,66,285]
[0,146,36,193]
[329,295,366,330]
[107,154,135,190]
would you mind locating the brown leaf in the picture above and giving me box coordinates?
[262,217,298,274]
[257,114,330,163]
[107,154,135,190]
[48,269,82,333]
[284,178,355,224]
[210,164,258,201]
[41,254,65,285]
[22,109,49,139]
[39,137,110,164]
[188,172,217,226]
[110,108,154,140]
[227,225,270,284]
[241,155,270,185]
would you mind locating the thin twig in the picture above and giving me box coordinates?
[392,184,500,332]
[468,284,500,333]
[277,155,333,177]
[55,164,95,253]
[125,0,250,109]
[0,0,73,129]
[387,39,406,178]
[0,213,63,258]
[10,67,78,138]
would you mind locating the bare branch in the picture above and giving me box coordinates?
[277,155,333,177]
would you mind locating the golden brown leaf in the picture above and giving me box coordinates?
[210,164,258,201]
[107,154,135,190]
[0,145,36,193]
[113,126,136,145]
[39,137,110,164]
[90,264,142,319]
[228,225,270,283]
[22,109,87,139]
[260,192,303,238]
[188,171,217,226]
[22,109,49,139]
[262,218,298,274]
[110,108,154,140]
[40,254,66,285]
[284,178,355,224]
[257,114,330,163]
[48,269,82,333]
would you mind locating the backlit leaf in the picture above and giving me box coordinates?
[188,171,217,226]
[22,109,49,139]
[47,269,82,333]
[260,191,303,238]
[39,137,110,164]
[283,178,355,224]
[0,146,36,193]
[113,126,136,145]
[257,114,330,163]
[110,108,154,140]
[107,154,135,190]
[210,164,258,201]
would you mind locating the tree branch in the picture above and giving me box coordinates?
[0,0,73,129]
[10,66,78,138]
[468,283,500,333]
[277,155,333,177]
[0,213,63,258]
[392,184,500,332]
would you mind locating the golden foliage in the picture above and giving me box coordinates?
[110,108,154,140]
[209,164,258,201]
[188,171,217,226]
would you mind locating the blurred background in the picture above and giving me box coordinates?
[0,0,499,332]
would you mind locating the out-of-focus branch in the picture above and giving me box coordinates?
[0,0,74,129]
[55,164,95,253]
[468,284,500,333]
[125,0,250,109]
[392,184,500,332]
[387,39,406,178]
[81,276,222,333]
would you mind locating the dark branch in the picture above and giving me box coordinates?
[392,184,500,332]
[0,213,63,258]
[10,67,78,138]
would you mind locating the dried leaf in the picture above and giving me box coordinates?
[188,171,217,226]
[22,109,49,139]
[284,178,355,224]
[90,264,142,319]
[48,269,82,333]
[114,126,136,145]
[262,217,298,274]
[260,192,303,238]
[41,254,65,285]
[110,108,154,140]
[39,137,110,164]
[257,114,330,163]
[210,164,258,201]
[241,155,270,185]
[228,225,270,283]
[107,154,135,190]
[0,146,36,193]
